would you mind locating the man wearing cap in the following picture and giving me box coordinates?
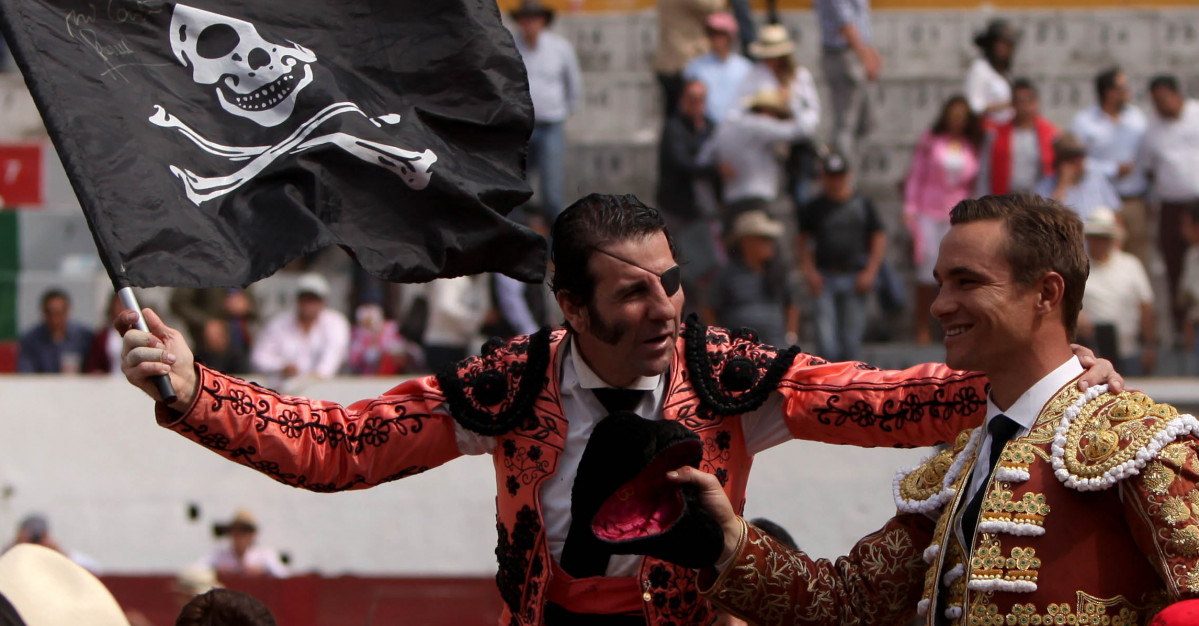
[683,13,752,123]
[1036,133,1121,222]
[815,0,879,160]
[118,193,1119,625]
[966,19,1020,124]
[249,273,350,387]
[510,0,582,221]
[798,151,884,362]
[199,511,289,578]
[704,210,796,348]
[1078,208,1157,375]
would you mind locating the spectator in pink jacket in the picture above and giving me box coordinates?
[903,95,983,344]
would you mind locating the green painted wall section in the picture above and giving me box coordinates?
[0,211,18,340]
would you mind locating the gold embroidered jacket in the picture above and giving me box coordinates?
[701,380,1199,626]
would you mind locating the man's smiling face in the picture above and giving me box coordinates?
[931,219,1041,375]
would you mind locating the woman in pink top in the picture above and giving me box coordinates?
[903,95,983,344]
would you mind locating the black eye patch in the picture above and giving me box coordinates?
[659,265,681,297]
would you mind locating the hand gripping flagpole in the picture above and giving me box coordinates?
[117,287,179,405]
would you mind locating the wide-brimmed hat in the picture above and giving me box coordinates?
[745,88,791,117]
[1053,133,1087,166]
[974,18,1020,49]
[730,210,785,240]
[749,24,795,59]
[578,412,724,569]
[1084,208,1122,239]
[214,509,258,536]
[510,0,554,24]
[0,544,129,626]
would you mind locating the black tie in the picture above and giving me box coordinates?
[591,388,646,414]
[959,414,1021,550]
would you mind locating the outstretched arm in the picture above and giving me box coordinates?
[117,308,464,492]
[668,467,931,626]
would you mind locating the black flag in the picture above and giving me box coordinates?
[0,0,546,287]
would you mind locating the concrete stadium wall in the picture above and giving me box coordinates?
[3,374,1194,575]
[0,374,929,574]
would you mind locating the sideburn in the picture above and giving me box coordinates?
[587,302,628,346]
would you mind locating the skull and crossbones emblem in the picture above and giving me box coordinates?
[150,4,437,205]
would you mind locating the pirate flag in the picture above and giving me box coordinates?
[0,0,546,288]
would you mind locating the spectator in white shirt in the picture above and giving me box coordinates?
[965,19,1019,125]
[1071,67,1151,268]
[1078,208,1156,375]
[698,88,810,231]
[250,273,350,387]
[423,275,492,373]
[1140,74,1199,331]
[200,510,289,578]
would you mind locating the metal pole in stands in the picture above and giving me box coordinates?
[117,287,179,405]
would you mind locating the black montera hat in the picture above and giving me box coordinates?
[568,412,724,570]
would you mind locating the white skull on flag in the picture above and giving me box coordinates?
[169,4,317,127]
[152,4,437,205]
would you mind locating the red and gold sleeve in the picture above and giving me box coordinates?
[778,356,989,448]
[1123,435,1199,599]
[155,364,464,492]
[699,514,934,626]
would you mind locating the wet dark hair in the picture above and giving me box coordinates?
[1094,66,1123,103]
[949,194,1088,337]
[175,589,277,626]
[550,193,677,307]
[40,288,69,309]
[1149,74,1180,94]
[930,94,985,148]
[1011,77,1037,97]
[748,517,798,550]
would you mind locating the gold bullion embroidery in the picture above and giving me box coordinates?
[1161,496,1192,526]
[1186,568,1199,594]
[969,539,1005,582]
[1188,489,1199,512]
[965,597,1142,626]
[999,443,1036,472]
[1171,525,1199,557]
[1057,391,1186,486]
[901,448,953,502]
[1143,461,1176,496]
[1160,442,1192,468]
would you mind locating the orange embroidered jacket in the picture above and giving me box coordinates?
[700,380,1199,626]
[156,320,987,625]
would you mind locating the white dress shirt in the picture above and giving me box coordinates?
[454,335,793,576]
[964,58,1012,124]
[698,109,806,204]
[250,308,350,379]
[1070,104,1148,198]
[957,356,1083,544]
[1140,99,1199,202]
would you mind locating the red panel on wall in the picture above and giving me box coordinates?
[102,574,506,626]
[0,143,44,208]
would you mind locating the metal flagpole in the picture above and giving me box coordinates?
[117,286,179,405]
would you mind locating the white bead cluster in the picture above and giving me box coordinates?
[894,428,983,514]
[977,519,1045,537]
[994,466,1031,482]
[967,578,1037,593]
[1049,384,1199,491]
[942,563,965,587]
[922,543,941,565]
[917,598,930,616]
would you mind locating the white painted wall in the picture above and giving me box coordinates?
[0,375,928,575]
